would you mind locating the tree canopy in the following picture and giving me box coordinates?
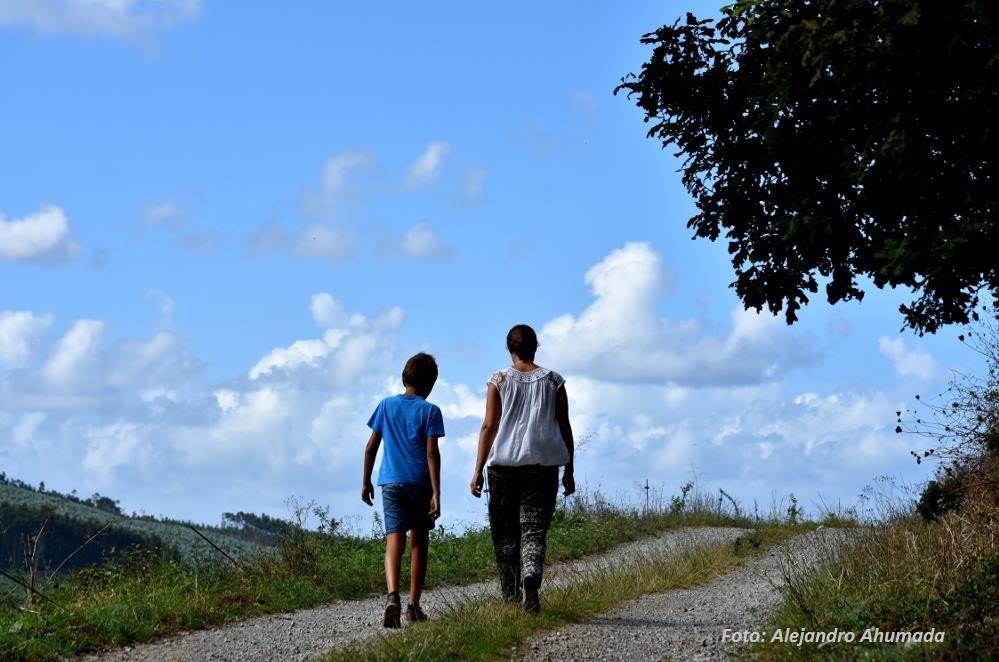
[616,0,998,334]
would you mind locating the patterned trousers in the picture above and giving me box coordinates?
[486,464,559,600]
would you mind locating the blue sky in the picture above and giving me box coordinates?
[0,1,978,531]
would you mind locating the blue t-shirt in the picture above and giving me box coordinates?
[368,394,445,486]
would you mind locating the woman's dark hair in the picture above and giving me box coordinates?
[402,352,438,393]
[506,324,538,362]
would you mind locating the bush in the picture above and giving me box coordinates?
[900,309,999,521]
[915,476,964,521]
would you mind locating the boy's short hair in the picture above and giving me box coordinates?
[506,324,538,362]
[402,352,438,392]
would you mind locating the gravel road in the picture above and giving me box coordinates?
[519,527,851,661]
[76,527,748,662]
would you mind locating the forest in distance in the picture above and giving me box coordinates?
[0,474,306,574]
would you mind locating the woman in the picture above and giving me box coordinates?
[469,324,575,613]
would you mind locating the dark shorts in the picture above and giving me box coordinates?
[381,483,433,534]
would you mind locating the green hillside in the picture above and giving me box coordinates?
[0,480,267,572]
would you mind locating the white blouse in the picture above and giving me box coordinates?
[486,366,570,467]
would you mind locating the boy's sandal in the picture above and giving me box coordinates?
[383,594,402,629]
[405,604,428,622]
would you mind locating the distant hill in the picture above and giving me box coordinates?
[0,478,270,573]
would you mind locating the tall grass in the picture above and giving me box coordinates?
[753,486,999,660]
[0,485,753,661]
[754,317,999,660]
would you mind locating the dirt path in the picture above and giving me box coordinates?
[78,527,747,662]
[518,528,850,661]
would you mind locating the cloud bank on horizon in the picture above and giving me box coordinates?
[0,236,958,528]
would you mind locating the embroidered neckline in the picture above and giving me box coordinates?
[503,366,550,383]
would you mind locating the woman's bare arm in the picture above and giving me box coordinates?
[470,383,501,498]
[555,385,575,496]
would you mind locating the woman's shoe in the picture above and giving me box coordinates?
[522,574,540,614]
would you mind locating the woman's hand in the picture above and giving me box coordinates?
[429,494,441,520]
[471,383,500,499]
[470,471,484,498]
[562,468,576,496]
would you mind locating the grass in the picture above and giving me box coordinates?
[323,525,801,662]
[752,488,999,660]
[0,487,759,662]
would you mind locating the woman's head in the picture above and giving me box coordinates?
[506,324,538,362]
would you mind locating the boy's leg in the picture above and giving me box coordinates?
[409,527,430,606]
[487,466,522,601]
[384,532,407,594]
[381,484,409,628]
[520,466,559,590]
[383,532,405,628]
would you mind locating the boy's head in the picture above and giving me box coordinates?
[402,352,438,396]
[506,324,538,362]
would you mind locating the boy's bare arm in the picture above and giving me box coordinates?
[470,383,501,498]
[361,430,382,506]
[555,385,576,496]
[426,435,441,520]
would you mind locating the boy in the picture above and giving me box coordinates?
[361,352,444,628]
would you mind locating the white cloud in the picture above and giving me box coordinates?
[399,223,453,261]
[540,242,818,385]
[249,303,405,383]
[549,368,921,518]
[295,224,358,262]
[248,224,288,254]
[142,200,178,225]
[465,167,486,201]
[405,141,450,188]
[43,319,105,386]
[433,380,485,421]
[105,331,178,387]
[310,293,348,328]
[0,305,378,518]
[146,289,176,317]
[2,313,194,416]
[83,421,150,480]
[878,337,941,382]
[214,388,239,414]
[301,149,375,217]
[0,0,201,40]
[146,300,416,510]
[249,339,330,380]
[173,387,291,467]
[0,311,53,367]
[0,205,78,265]
[378,222,453,261]
[12,412,46,447]
[454,432,479,454]
[137,196,217,255]
[248,224,358,263]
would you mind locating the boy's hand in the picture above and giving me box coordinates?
[470,471,484,498]
[361,481,374,506]
[562,469,576,496]
[429,494,441,521]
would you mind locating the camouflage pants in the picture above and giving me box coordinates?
[486,464,559,601]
